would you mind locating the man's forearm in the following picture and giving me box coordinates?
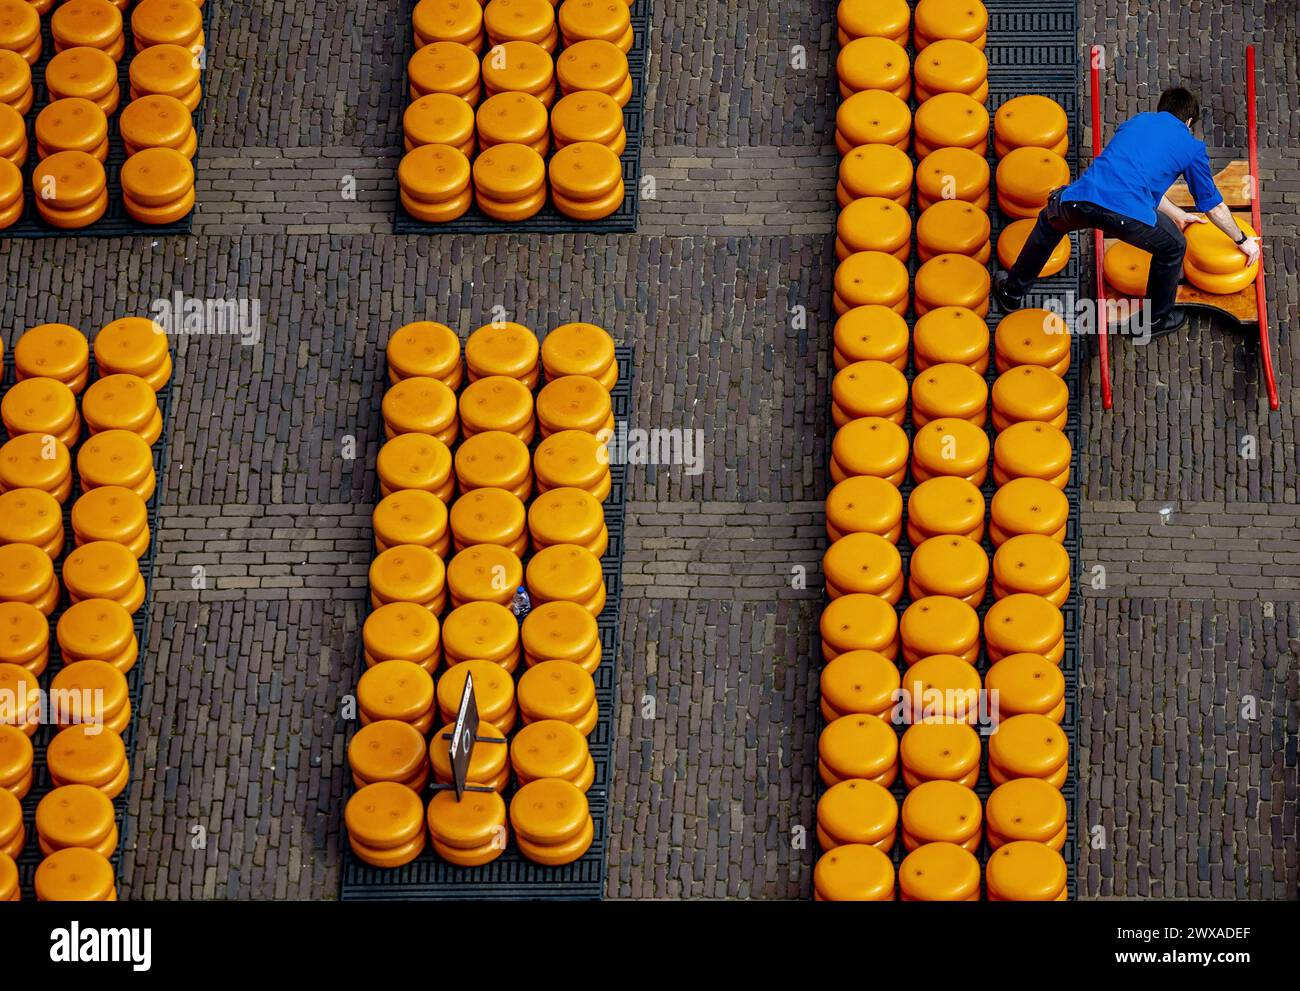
[1156,196,1183,221]
[1205,201,1246,242]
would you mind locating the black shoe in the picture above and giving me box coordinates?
[1147,306,1189,339]
[992,272,1024,312]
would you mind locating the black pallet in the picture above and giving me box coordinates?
[392,0,651,235]
[340,343,634,901]
[1,3,212,239]
[818,2,1081,898]
[0,347,172,899]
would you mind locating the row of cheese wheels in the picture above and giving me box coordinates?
[396,0,633,222]
[0,0,204,228]
[0,314,169,900]
[347,319,619,869]
[1104,219,1262,296]
[817,0,1074,900]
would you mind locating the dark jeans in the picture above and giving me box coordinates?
[1003,190,1186,324]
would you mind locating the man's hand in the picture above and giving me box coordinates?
[1176,210,1208,231]
[1238,236,1261,266]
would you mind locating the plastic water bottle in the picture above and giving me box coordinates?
[512,585,531,618]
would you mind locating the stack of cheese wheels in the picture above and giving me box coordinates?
[901,595,980,666]
[61,541,143,615]
[908,533,988,606]
[465,320,539,385]
[997,216,1070,276]
[916,145,989,210]
[914,39,987,102]
[476,90,549,154]
[984,652,1065,721]
[0,0,40,64]
[363,601,441,672]
[53,0,125,61]
[0,850,15,900]
[907,477,985,544]
[986,840,1068,900]
[536,374,613,437]
[435,658,517,731]
[121,146,195,224]
[425,538,497,611]
[510,719,593,790]
[984,593,1064,665]
[34,847,116,901]
[989,477,1068,545]
[914,0,987,50]
[2,377,80,447]
[441,601,520,671]
[534,429,612,499]
[44,47,118,113]
[836,36,909,99]
[0,786,21,857]
[449,487,527,554]
[455,431,530,499]
[820,593,898,661]
[95,316,173,389]
[917,199,990,262]
[541,321,617,387]
[36,784,117,857]
[823,532,903,604]
[914,253,990,316]
[405,92,476,155]
[378,432,455,500]
[77,430,156,500]
[992,533,1070,605]
[901,722,981,788]
[835,89,910,155]
[833,305,909,370]
[0,543,58,616]
[838,144,913,207]
[0,663,39,734]
[358,659,436,734]
[346,781,426,868]
[986,777,1067,849]
[825,475,903,543]
[993,308,1070,375]
[526,543,605,614]
[814,842,895,900]
[818,649,899,721]
[57,598,139,672]
[485,0,555,51]
[836,197,912,262]
[994,94,1069,157]
[81,373,162,443]
[0,47,32,113]
[899,841,981,900]
[426,788,508,866]
[459,376,535,441]
[521,600,600,670]
[481,40,554,105]
[32,151,107,228]
[510,777,593,865]
[1183,218,1261,294]
[901,779,983,850]
[996,146,1071,218]
[834,250,909,315]
[817,778,897,850]
[991,364,1068,430]
[517,659,596,734]
[916,308,992,375]
[0,724,32,798]
[0,600,49,675]
[46,724,128,798]
[992,420,1070,489]
[549,140,624,220]
[348,719,430,790]
[35,99,108,161]
[409,40,480,103]
[903,654,982,724]
[910,417,988,485]
[413,0,483,51]
[132,0,204,56]
[15,323,91,392]
[387,321,463,387]
[373,489,450,556]
[0,102,22,165]
[829,416,909,486]
[819,713,898,787]
[473,141,547,220]
[913,92,988,158]
[551,89,625,152]
[559,0,632,51]
[988,713,1069,788]
[0,433,73,503]
[909,362,988,426]
[556,39,631,105]
[50,660,131,734]
[128,43,201,109]
[836,0,908,46]
[429,719,510,790]
[398,143,473,223]
[1102,240,1150,297]
[370,544,446,612]
[0,155,19,229]
[383,375,459,443]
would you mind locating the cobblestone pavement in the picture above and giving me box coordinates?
[0,0,1294,899]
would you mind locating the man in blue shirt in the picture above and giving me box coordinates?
[993,88,1260,337]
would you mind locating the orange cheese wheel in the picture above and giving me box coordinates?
[914,92,988,153]
[835,89,911,154]
[910,416,989,484]
[372,488,449,554]
[510,777,589,846]
[984,594,1064,663]
[49,658,130,732]
[0,155,18,215]
[118,94,193,155]
[0,722,32,794]
[0,1,39,54]
[362,600,440,668]
[71,486,148,551]
[916,198,990,260]
[548,139,622,201]
[818,778,897,848]
[0,432,73,501]
[36,187,108,228]
[818,713,897,786]
[346,781,425,849]
[901,779,982,848]
[0,48,29,111]
[1185,218,1259,275]
[446,543,522,608]
[836,36,910,98]
[541,322,615,381]
[832,305,909,370]
[377,433,454,500]
[900,595,980,663]
[14,323,89,389]
[458,374,535,441]
[46,725,126,792]
[517,658,596,726]
[52,0,123,52]
[449,487,527,555]
[510,718,590,784]
[0,848,16,898]
[480,40,553,97]
[426,787,507,851]
[1102,240,1152,297]
[901,655,981,725]
[550,90,625,152]
[128,43,199,98]
[989,476,1069,544]
[476,90,548,152]
[0,542,53,607]
[526,543,604,611]
[836,0,909,44]
[552,183,623,221]
[557,0,629,46]
[991,364,1068,429]
[81,373,159,440]
[399,143,472,204]
[536,374,612,437]
[131,0,203,49]
[819,592,898,659]
[986,839,1068,900]
[831,359,908,425]
[914,38,987,99]
[834,251,909,313]
[357,659,435,727]
[915,145,990,206]
[986,777,1068,847]
[997,147,1071,209]
[994,308,1070,374]
[0,662,39,731]
[382,375,457,443]
[414,0,484,48]
[32,150,105,209]
[521,599,599,669]
[0,599,48,670]
[830,415,909,485]
[387,321,461,386]
[836,196,912,261]
[484,0,554,45]
[0,785,21,852]
[825,475,902,543]
[993,420,1071,488]
[348,718,428,787]
[997,217,1070,277]
[1183,254,1258,295]
[555,39,629,96]
[837,143,912,205]
[464,321,539,382]
[914,252,990,314]
[429,719,509,790]
[994,95,1069,155]
[404,92,476,152]
[914,0,987,45]
[409,41,480,99]
[992,533,1070,600]
[988,712,1068,781]
[528,485,607,554]
[369,544,445,608]
[93,316,169,379]
[899,840,980,900]
[912,306,990,373]
[819,649,900,720]
[906,475,985,545]
[910,362,988,427]
[56,597,135,665]
[1,376,79,444]
[908,533,988,605]
[454,430,531,498]
[441,599,518,666]
[984,651,1065,720]
[814,843,895,901]
[533,429,611,495]
[35,98,108,158]
[62,540,142,610]
[435,656,516,727]
[35,847,116,901]
[823,531,902,600]
[472,142,548,203]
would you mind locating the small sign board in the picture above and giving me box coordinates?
[448,672,479,800]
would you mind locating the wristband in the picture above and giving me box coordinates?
[1234,230,1248,245]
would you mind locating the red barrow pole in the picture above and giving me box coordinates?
[1245,44,1280,410]
[1090,45,1113,410]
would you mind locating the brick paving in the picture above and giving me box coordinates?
[0,0,1293,899]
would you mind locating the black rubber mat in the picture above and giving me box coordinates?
[819,0,1081,898]
[0,3,211,239]
[0,348,172,900]
[392,0,650,235]
[339,343,633,901]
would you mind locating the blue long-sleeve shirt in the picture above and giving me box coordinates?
[1059,111,1223,225]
